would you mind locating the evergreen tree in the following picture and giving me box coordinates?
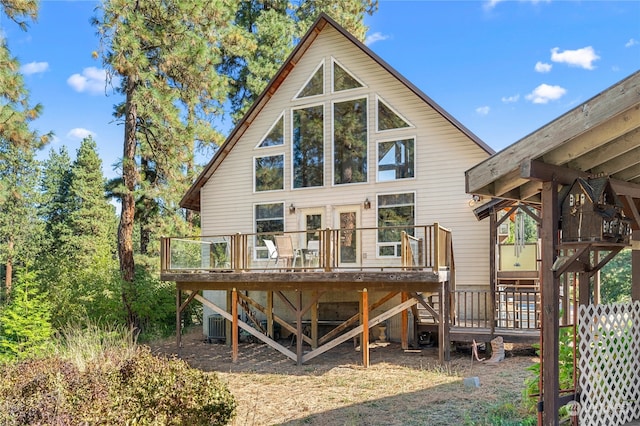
[0,269,53,361]
[39,146,73,255]
[223,0,378,120]
[0,0,50,299]
[94,0,237,328]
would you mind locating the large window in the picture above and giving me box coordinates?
[333,97,367,185]
[258,114,284,148]
[377,138,415,181]
[296,61,324,99]
[377,97,411,131]
[292,105,324,188]
[377,193,415,257]
[255,203,284,259]
[254,154,284,192]
[332,59,364,92]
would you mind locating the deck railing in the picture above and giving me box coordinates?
[160,223,452,274]
[453,288,540,330]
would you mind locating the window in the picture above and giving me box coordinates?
[292,105,324,188]
[377,193,415,257]
[377,97,411,131]
[258,113,284,148]
[254,154,284,192]
[295,61,324,99]
[332,59,364,92]
[333,97,367,185]
[377,138,415,181]
[255,203,284,259]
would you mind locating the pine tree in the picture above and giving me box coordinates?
[0,0,50,299]
[224,1,378,119]
[0,269,53,360]
[93,0,238,328]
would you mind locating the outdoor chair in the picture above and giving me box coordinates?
[264,239,278,270]
[305,239,320,268]
[274,235,299,269]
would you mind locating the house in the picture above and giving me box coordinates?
[162,13,495,365]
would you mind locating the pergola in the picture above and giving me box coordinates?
[466,70,640,425]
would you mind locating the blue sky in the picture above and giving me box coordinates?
[2,0,639,180]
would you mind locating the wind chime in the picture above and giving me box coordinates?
[514,207,526,265]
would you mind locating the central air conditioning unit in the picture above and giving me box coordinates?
[207,314,226,343]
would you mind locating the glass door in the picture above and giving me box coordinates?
[334,205,360,267]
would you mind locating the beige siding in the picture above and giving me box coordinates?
[201,25,490,289]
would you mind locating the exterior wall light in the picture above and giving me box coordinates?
[364,198,371,209]
[289,203,296,214]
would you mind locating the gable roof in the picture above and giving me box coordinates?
[181,13,494,211]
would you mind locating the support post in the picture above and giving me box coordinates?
[401,292,409,350]
[267,291,274,339]
[541,180,560,426]
[442,280,451,362]
[632,230,640,302]
[176,289,182,352]
[361,288,369,367]
[311,290,319,348]
[296,291,303,366]
[231,288,238,363]
[578,253,590,306]
[489,208,497,334]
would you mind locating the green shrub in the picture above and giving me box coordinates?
[0,346,236,425]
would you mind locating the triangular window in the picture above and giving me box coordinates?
[295,61,324,99]
[258,113,284,148]
[333,59,364,92]
[377,97,412,131]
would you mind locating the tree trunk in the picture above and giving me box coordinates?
[119,79,138,328]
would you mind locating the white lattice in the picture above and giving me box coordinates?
[578,302,640,425]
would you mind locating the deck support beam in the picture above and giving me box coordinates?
[232,288,238,363]
[633,231,640,302]
[361,289,369,367]
[540,179,560,425]
[401,292,408,350]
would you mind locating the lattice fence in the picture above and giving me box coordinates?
[578,302,640,425]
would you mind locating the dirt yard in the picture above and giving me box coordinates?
[150,329,537,426]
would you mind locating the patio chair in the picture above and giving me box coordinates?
[274,235,299,269]
[305,239,320,268]
[264,239,278,270]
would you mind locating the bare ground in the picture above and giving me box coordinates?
[150,329,537,426]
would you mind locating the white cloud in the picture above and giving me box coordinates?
[20,61,49,75]
[67,67,108,94]
[483,0,505,10]
[475,106,490,116]
[534,61,552,73]
[626,38,639,48]
[550,46,600,70]
[364,32,389,46]
[501,94,520,103]
[484,0,549,10]
[67,128,95,140]
[525,84,567,104]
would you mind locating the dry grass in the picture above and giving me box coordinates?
[150,329,537,426]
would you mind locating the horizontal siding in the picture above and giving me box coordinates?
[200,25,490,290]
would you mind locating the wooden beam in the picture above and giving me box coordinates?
[542,105,640,165]
[592,144,640,175]
[466,71,640,194]
[302,297,418,363]
[190,291,297,362]
[176,289,182,351]
[568,127,640,171]
[633,231,640,302]
[401,292,408,350]
[296,291,303,366]
[541,180,560,425]
[623,195,640,230]
[361,289,369,368]
[521,159,589,185]
[232,288,238,363]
